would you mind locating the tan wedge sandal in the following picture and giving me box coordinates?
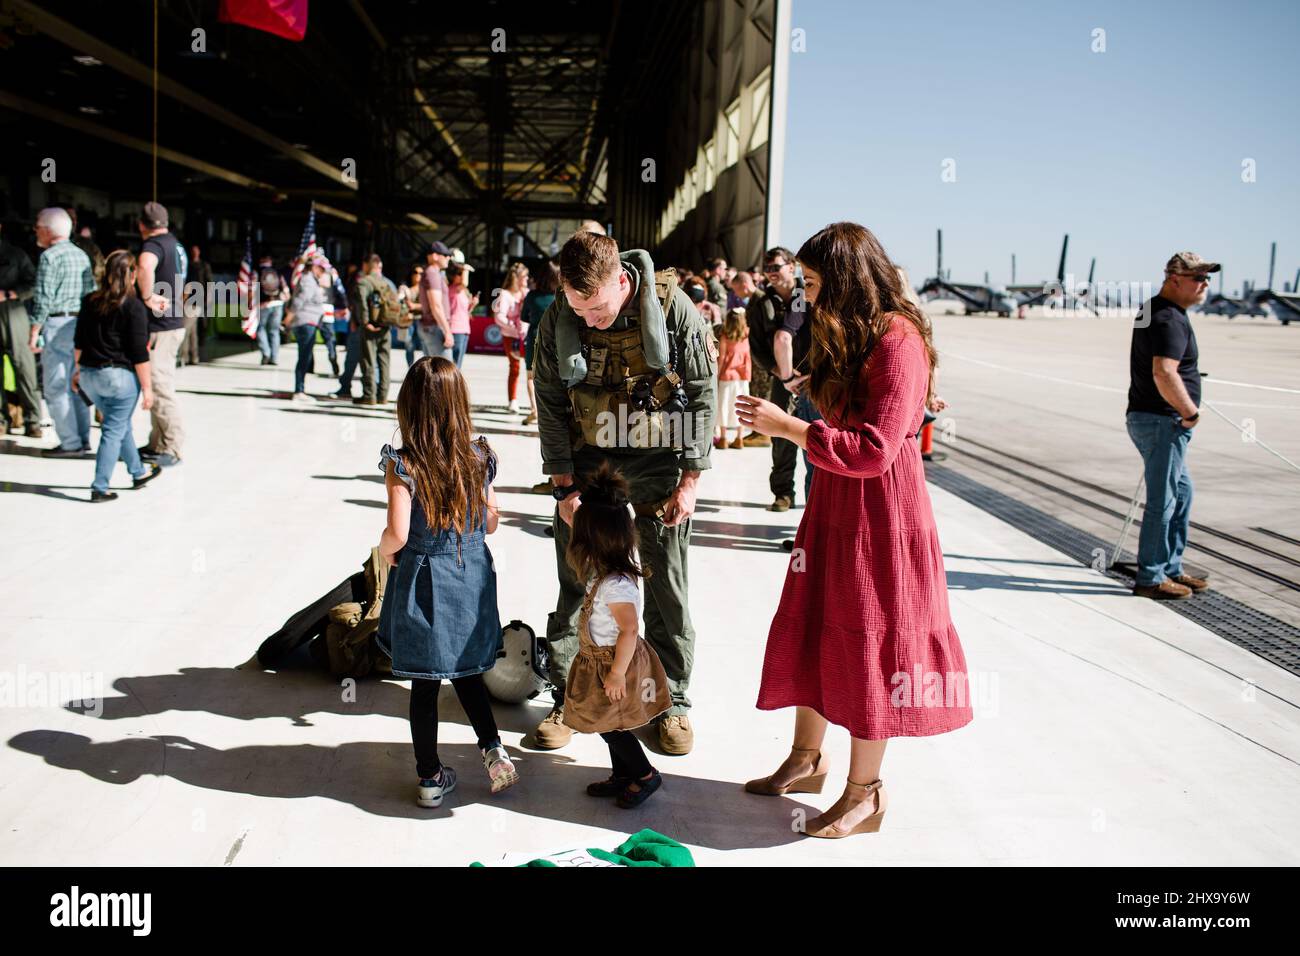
[744,746,829,796]
[804,778,887,838]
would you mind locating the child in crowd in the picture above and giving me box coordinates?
[715,307,752,449]
[377,355,519,808]
[561,463,673,809]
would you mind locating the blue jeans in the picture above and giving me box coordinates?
[792,392,822,503]
[257,302,284,361]
[404,325,419,366]
[42,314,90,451]
[451,332,469,368]
[339,327,360,392]
[79,366,146,493]
[1126,411,1194,586]
[416,324,448,360]
[293,324,316,393]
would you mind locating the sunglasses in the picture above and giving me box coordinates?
[1184,274,1211,285]
[763,262,788,274]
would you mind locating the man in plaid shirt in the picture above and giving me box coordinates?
[27,207,95,456]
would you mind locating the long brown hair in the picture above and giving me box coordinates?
[796,222,937,423]
[88,250,136,313]
[566,462,647,585]
[394,356,494,534]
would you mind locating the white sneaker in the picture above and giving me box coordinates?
[292,392,315,403]
[482,745,520,795]
[507,400,521,413]
[416,766,457,808]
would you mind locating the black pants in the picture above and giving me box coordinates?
[768,375,798,500]
[601,730,653,779]
[409,675,500,779]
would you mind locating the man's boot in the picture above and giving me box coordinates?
[658,714,693,755]
[767,495,793,513]
[532,705,572,750]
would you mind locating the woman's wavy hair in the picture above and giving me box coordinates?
[503,261,529,294]
[87,250,137,314]
[395,356,494,534]
[565,461,647,584]
[796,222,936,424]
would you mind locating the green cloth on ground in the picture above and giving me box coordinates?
[470,828,695,867]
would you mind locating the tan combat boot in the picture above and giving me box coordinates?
[532,706,572,750]
[658,714,694,755]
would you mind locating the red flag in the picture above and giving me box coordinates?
[218,0,309,42]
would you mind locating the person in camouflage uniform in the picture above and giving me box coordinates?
[531,231,717,755]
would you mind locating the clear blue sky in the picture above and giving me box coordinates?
[780,0,1300,295]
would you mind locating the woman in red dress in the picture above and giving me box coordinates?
[736,222,973,839]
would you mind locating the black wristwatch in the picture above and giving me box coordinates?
[551,483,580,502]
[1184,412,1199,423]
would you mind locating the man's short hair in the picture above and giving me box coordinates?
[764,246,794,265]
[576,219,606,236]
[365,253,383,267]
[560,231,620,296]
[36,207,73,239]
[706,257,726,271]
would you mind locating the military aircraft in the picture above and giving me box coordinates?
[1006,235,1095,313]
[1199,243,1298,325]
[916,229,1018,317]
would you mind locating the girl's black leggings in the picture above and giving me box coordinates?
[409,675,500,779]
[600,730,653,780]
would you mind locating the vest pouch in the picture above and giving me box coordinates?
[569,382,668,450]
[585,346,608,386]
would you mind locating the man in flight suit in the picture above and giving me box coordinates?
[531,230,717,755]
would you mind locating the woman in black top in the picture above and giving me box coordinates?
[73,250,161,501]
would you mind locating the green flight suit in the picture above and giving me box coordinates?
[533,254,717,716]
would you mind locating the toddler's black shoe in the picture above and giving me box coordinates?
[616,770,662,808]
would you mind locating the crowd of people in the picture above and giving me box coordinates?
[4,198,1212,840]
[0,203,192,499]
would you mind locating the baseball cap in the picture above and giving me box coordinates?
[308,254,330,270]
[423,241,451,257]
[139,201,169,229]
[450,247,475,272]
[1165,251,1221,276]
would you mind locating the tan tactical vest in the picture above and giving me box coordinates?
[568,269,686,451]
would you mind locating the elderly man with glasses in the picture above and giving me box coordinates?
[1125,251,1219,601]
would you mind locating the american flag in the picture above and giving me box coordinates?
[237,230,259,339]
[289,205,318,290]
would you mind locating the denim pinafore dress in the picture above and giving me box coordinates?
[376,442,503,680]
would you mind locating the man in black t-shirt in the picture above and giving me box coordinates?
[745,246,820,510]
[1125,251,1218,601]
[136,201,189,466]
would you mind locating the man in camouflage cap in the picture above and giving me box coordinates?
[1125,250,1219,601]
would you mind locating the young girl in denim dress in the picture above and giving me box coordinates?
[377,355,519,808]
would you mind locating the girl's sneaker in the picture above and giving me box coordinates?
[416,766,457,808]
[482,745,520,794]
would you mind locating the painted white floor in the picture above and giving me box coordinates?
[1,342,1297,866]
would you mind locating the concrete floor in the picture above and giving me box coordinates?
[1,338,1298,866]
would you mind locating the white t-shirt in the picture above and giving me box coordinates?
[585,574,642,647]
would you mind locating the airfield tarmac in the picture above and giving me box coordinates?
[924,305,1300,627]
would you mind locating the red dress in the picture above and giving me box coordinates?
[756,316,974,739]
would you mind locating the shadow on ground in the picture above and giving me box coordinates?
[9,662,810,847]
